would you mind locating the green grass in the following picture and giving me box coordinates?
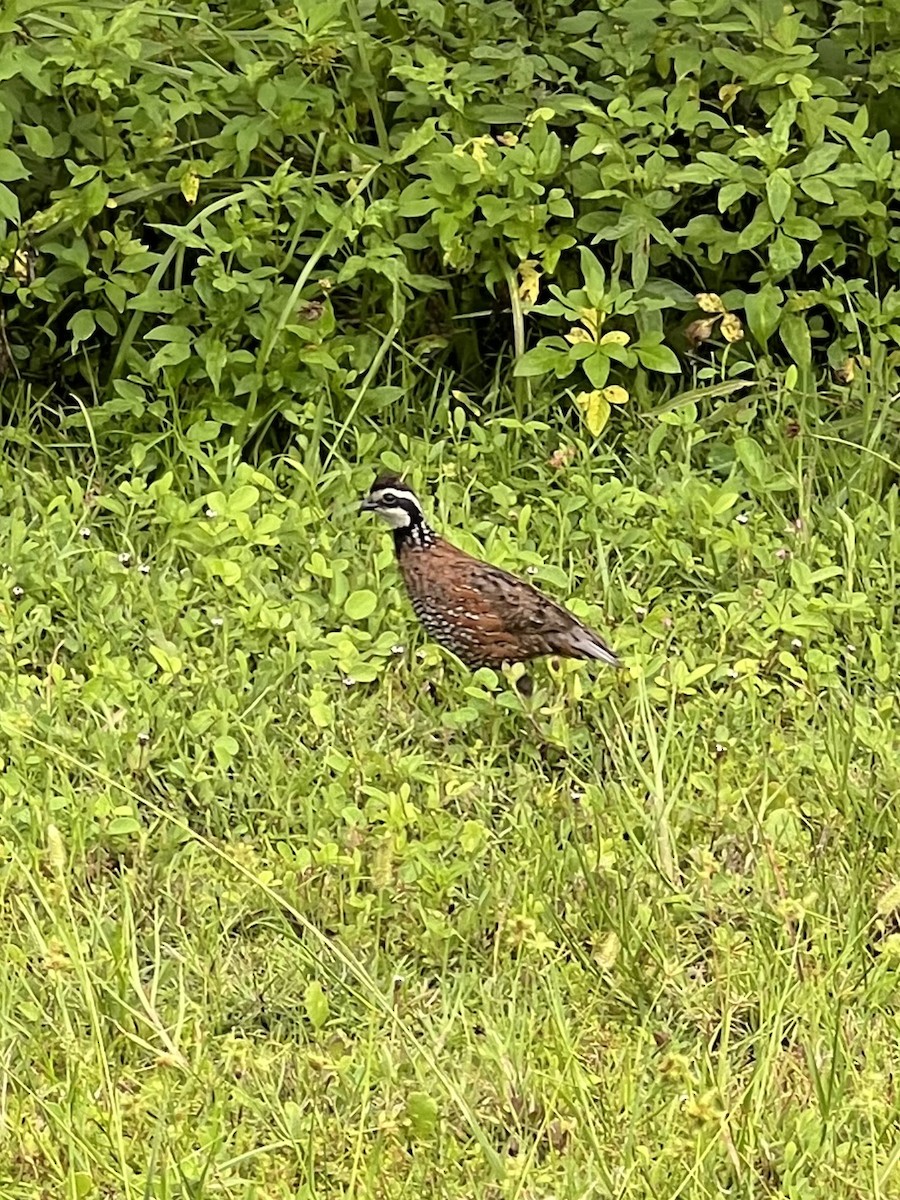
[1,384,899,1198]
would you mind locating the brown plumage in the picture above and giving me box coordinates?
[359,475,619,671]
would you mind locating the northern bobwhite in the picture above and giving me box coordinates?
[360,475,619,672]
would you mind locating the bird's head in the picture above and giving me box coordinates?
[359,475,426,530]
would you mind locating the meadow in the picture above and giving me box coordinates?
[2,381,899,1196]
[3,0,900,1193]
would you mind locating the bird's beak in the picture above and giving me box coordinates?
[359,498,375,513]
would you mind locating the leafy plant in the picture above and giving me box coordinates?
[2,0,900,449]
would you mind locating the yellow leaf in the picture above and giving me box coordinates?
[517,259,541,306]
[877,882,900,918]
[566,327,593,345]
[527,106,556,124]
[719,84,742,112]
[720,313,744,342]
[497,131,519,147]
[696,292,727,314]
[469,135,495,168]
[600,330,630,346]
[833,356,855,383]
[578,307,604,336]
[180,170,200,205]
[575,390,610,437]
[594,931,620,970]
[602,385,629,406]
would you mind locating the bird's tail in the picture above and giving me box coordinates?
[565,625,620,667]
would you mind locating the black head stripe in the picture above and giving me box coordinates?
[371,473,406,493]
[397,495,422,522]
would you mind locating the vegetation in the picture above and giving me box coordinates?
[1,0,899,1196]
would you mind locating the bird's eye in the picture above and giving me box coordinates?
[381,492,397,505]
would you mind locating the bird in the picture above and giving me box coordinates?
[359,474,620,677]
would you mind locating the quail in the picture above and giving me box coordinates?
[359,475,619,675]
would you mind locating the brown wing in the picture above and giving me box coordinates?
[399,538,617,667]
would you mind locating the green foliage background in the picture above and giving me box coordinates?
[2,3,900,1196]
[3,0,900,452]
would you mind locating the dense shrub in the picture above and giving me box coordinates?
[2,0,899,445]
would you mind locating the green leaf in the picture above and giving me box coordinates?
[734,436,769,484]
[718,182,746,211]
[766,168,793,222]
[150,343,192,371]
[782,216,821,240]
[345,590,377,620]
[514,344,569,378]
[737,213,774,250]
[780,313,811,370]
[304,980,329,1029]
[149,643,183,675]
[405,1091,438,1139]
[0,149,26,181]
[799,176,832,204]
[582,352,610,389]
[768,233,803,276]
[212,735,239,767]
[23,125,54,157]
[0,182,21,222]
[744,285,783,349]
[635,343,681,373]
[227,485,259,514]
[309,700,333,728]
[202,337,227,395]
[186,420,221,443]
[579,246,606,304]
[107,816,141,837]
[205,558,242,586]
[68,310,96,350]
[392,118,439,163]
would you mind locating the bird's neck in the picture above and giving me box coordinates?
[394,518,435,552]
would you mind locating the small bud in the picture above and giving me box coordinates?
[79,527,91,540]
[118,552,131,566]
[735,513,749,525]
[342,676,355,687]
[634,606,648,621]
[714,743,727,759]
[205,508,217,519]
[391,643,405,655]
[211,616,224,628]
[776,546,791,561]
[791,638,803,650]
[12,585,24,597]
[526,566,538,575]
[727,667,739,679]
[138,563,151,575]
[137,731,150,745]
